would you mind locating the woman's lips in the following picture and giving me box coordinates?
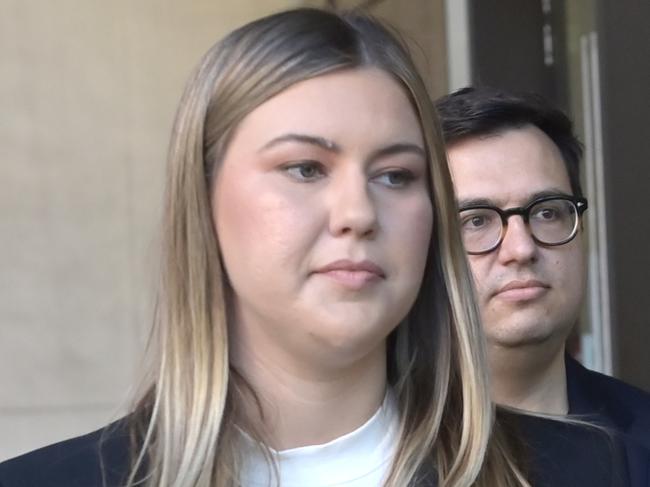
[494,280,549,302]
[314,260,385,290]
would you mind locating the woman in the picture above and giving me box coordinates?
[0,8,527,487]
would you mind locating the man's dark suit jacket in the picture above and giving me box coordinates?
[0,358,648,486]
[565,355,650,486]
[566,355,650,450]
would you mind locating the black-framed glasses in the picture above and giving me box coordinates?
[459,195,588,255]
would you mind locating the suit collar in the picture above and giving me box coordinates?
[565,354,635,432]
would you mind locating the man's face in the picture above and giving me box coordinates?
[447,125,586,349]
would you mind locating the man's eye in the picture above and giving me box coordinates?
[373,169,415,188]
[284,161,326,181]
[532,207,560,221]
[460,211,494,230]
[465,215,487,228]
[470,216,486,227]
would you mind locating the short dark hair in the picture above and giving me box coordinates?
[435,86,584,198]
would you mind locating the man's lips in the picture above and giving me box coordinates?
[494,279,550,301]
[313,259,385,290]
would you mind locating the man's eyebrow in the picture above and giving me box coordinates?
[259,133,341,153]
[457,188,574,210]
[457,197,494,209]
[526,189,573,202]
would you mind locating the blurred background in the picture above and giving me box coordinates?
[1,0,648,461]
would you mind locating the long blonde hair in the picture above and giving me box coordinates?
[127,8,528,487]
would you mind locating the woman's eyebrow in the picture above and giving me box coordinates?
[258,133,341,153]
[259,135,425,161]
[367,143,426,162]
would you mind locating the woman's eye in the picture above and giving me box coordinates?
[283,161,326,182]
[373,169,415,188]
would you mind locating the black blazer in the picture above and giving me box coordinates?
[0,420,435,486]
[514,412,636,486]
[565,355,650,486]
[0,420,133,487]
[0,415,645,487]
[1,360,648,487]
[566,355,650,450]
[1,413,647,487]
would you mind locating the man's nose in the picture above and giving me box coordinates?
[327,172,378,239]
[496,215,538,264]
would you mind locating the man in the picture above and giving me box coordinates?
[436,87,650,484]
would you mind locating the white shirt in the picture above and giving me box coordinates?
[238,393,399,486]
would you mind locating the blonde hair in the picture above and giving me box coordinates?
[127,8,529,487]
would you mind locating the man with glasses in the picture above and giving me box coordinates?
[435,87,650,477]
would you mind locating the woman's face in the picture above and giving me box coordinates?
[213,67,433,369]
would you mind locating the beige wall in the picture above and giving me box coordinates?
[0,0,447,461]
[373,0,448,97]
[310,0,448,96]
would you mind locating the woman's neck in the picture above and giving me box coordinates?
[231,338,388,451]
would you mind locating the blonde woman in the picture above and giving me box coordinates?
[0,8,529,487]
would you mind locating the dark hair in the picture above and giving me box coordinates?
[435,86,584,198]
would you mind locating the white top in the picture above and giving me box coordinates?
[238,393,399,486]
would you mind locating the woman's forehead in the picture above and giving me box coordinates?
[226,68,424,155]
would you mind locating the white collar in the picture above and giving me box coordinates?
[238,392,399,486]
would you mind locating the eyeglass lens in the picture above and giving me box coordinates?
[460,199,579,254]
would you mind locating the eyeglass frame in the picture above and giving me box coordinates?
[458,195,589,255]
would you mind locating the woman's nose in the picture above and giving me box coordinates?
[327,172,378,239]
